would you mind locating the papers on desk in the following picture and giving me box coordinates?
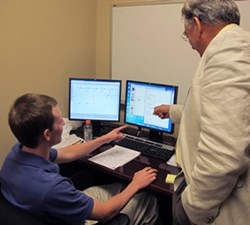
[88,145,141,170]
[53,134,83,149]
[166,153,177,167]
[53,118,83,149]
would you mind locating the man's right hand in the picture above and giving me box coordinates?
[131,167,158,190]
[153,104,170,119]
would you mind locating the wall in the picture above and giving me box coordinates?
[96,0,250,98]
[111,0,250,103]
[0,0,97,167]
[111,2,199,103]
[96,0,250,77]
[96,0,166,78]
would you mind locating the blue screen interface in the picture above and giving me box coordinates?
[125,80,178,133]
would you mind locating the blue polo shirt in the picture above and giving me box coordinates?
[0,143,94,225]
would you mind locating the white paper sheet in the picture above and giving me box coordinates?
[53,118,83,149]
[88,145,141,170]
[166,153,177,167]
[53,134,83,149]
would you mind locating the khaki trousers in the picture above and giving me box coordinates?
[83,182,158,225]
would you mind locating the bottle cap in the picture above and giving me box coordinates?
[86,120,91,125]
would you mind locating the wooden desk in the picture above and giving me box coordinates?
[81,144,180,196]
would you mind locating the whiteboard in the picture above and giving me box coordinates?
[111,1,250,103]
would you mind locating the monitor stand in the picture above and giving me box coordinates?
[91,121,102,137]
[148,129,163,142]
[136,127,163,143]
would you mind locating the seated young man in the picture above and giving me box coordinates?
[0,93,159,225]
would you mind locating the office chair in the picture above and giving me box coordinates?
[0,184,129,225]
[96,214,130,225]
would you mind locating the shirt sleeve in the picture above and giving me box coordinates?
[170,104,183,124]
[49,148,58,162]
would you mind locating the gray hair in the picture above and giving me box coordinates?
[182,0,240,27]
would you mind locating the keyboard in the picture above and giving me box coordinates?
[115,134,175,161]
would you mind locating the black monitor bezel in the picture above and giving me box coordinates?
[124,80,178,135]
[68,78,122,122]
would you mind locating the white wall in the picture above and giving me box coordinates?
[111,1,250,103]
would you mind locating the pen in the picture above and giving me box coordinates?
[72,139,83,145]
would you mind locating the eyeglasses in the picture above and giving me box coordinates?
[182,31,189,42]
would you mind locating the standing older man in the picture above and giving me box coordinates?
[154,0,250,224]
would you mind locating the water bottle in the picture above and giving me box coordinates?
[84,120,93,141]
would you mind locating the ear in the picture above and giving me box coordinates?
[193,16,202,38]
[43,129,51,141]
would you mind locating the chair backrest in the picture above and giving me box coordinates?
[96,213,130,225]
[0,185,52,225]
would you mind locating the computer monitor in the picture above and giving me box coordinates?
[68,78,122,135]
[124,80,178,141]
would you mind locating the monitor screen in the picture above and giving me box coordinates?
[69,78,122,122]
[124,80,178,135]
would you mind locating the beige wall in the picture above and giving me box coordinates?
[0,0,97,166]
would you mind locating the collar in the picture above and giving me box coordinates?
[14,143,59,173]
